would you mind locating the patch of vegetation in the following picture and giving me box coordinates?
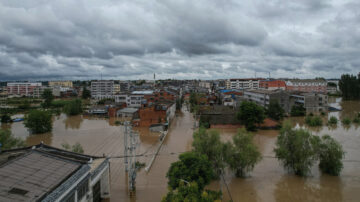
[24,110,52,134]
[267,99,285,121]
[305,115,323,127]
[61,142,84,154]
[82,87,91,99]
[319,135,345,176]
[1,114,12,123]
[237,101,265,131]
[290,105,306,116]
[328,116,338,125]
[64,99,83,115]
[0,129,25,150]
[42,89,54,108]
[342,117,351,125]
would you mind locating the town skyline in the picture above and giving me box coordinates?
[1,0,359,80]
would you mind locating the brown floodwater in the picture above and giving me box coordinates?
[1,98,360,202]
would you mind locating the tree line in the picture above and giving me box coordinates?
[339,73,360,100]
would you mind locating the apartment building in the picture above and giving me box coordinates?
[48,80,73,88]
[285,79,327,93]
[290,93,328,113]
[259,80,286,90]
[244,89,291,113]
[113,84,121,94]
[91,80,114,99]
[226,78,264,90]
[7,82,42,96]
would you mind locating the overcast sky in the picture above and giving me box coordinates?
[0,0,359,81]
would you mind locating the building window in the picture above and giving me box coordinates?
[61,191,75,202]
[77,179,89,201]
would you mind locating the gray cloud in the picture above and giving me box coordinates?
[0,0,359,80]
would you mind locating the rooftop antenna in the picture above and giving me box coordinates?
[269,72,271,79]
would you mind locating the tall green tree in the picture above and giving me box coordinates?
[192,128,227,175]
[42,89,54,108]
[162,181,221,202]
[24,110,52,134]
[274,121,321,176]
[64,99,83,115]
[319,135,345,176]
[82,87,91,99]
[267,99,285,120]
[166,151,214,190]
[0,129,25,150]
[237,101,265,131]
[225,129,261,177]
[339,74,360,100]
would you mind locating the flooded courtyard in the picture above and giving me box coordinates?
[2,97,360,202]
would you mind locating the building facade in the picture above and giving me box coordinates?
[285,79,327,93]
[226,78,264,90]
[7,82,42,96]
[259,80,286,90]
[48,81,73,88]
[91,80,114,99]
[290,93,328,113]
[244,89,291,113]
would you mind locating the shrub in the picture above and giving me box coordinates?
[342,118,351,125]
[328,116,338,125]
[0,129,25,149]
[1,114,12,123]
[290,105,306,116]
[353,117,360,124]
[305,116,323,127]
[319,135,345,176]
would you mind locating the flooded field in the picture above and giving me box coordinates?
[2,97,360,202]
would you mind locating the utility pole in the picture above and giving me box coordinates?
[124,121,138,195]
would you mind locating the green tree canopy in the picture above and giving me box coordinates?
[82,87,91,99]
[162,181,221,202]
[267,99,285,120]
[225,129,261,177]
[64,99,83,115]
[274,121,320,176]
[192,128,227,175]
[42,89,54,108]
[166,151,214,190]
[0,129,25,150]
[1,114,11,123]
[24,110,52,134]
[237,101,265,131]
[339,74,360,100]
[290,105,306,116]
[319,135,345,176]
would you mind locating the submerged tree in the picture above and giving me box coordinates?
[0,129,25,150]
[237,101,265,131]
[267,99,285,120]
[42,89,54,108]
[64,99,83,115]
[225,129,261,177]
[274,121,320,176]
[192,128,227,175]
[162,181,221,202]
[24,110,52,134]
[319,135,345,176]
[166,151,214,190]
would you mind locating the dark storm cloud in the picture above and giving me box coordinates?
[0,0,359,80]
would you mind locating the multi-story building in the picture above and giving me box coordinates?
[199,81,212,89]
[120,81,130,92]
[91,80,114,99]
[113,84,121,94]
[285,79,327,93]
[244,89,291,113]
[290,93,328,113]
[259,80,286,90]
[7,82,42,96]
[226,78,264,90]
[48,80,73,88]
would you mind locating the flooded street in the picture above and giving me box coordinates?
[2,98,360,201]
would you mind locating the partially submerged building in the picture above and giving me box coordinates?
[0,143,110,202]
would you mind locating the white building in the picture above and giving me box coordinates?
[91,81,114,99]
[7,82,42,96]
[226,78,264,90]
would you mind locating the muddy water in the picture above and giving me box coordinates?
[2,98,360,202]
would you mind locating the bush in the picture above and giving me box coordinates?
[1,114,12,123]
[0,129,25,149]
[274,121,320,176]
[305,115,323,126]
[64,99,83,115]
[24,110,52,134]
[290,105,306,116]
[319,135,345,176]
[328,116,338,125]
[353,117,360,124]
[51,100,71,108]
[342,118,351,125]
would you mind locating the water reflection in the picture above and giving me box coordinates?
[63,115,83,129]
[274,174,343,202]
